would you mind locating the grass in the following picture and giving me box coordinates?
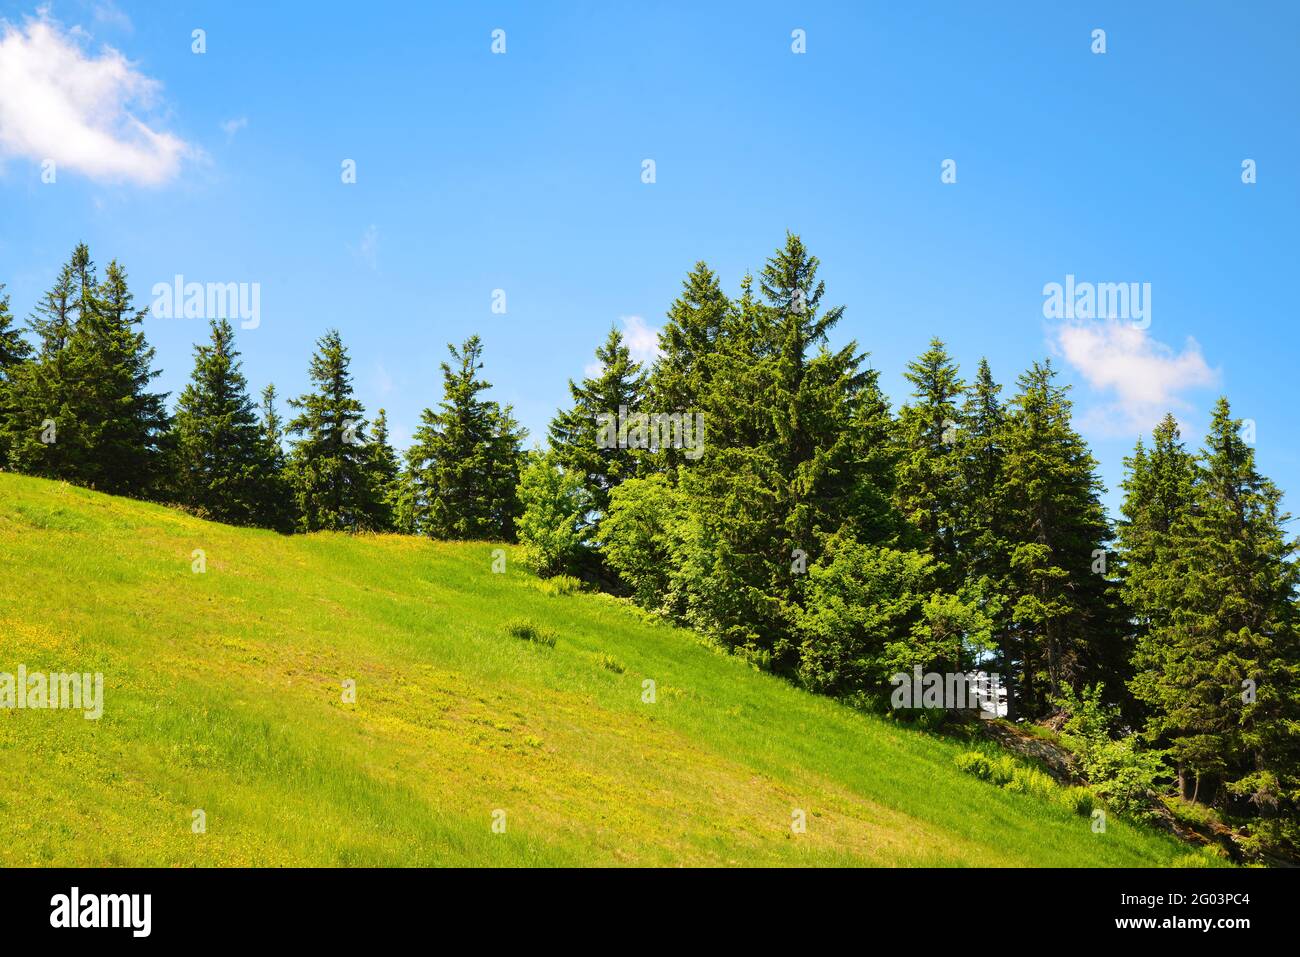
[0,473,1196,866]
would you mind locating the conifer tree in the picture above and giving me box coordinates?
[648,262,729,474]
[366,408,402,531]
[759,233,868,559]
[673,235,874,670]
[0,283,30,374]
[548,326,647,523]
[0,283,33,466]
[78,259,171,495]
[3,248,168,495]
[1118,414,1197,733]
[1000,360,1122,717]
[2,253,81,476]
[286,330,385,531]
[1134,399,1299,846]
[846,365,903,547]
[955,358,1016,713]
[406,336,526,540]
[172,320,272,525]
[894,338,966,583]
[486,402,527,541]
[256,383,295,532]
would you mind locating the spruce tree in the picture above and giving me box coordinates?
[955,358,1016,714]
[676,235,873,671]
[1135,398,1299,847]
[406,336,526,540]
[286,330,385,531]
[894,337,966,584]
[172,319,272,526]
[648,262,729,474]
[846,365,903,547]
[2,254,79,477]
[366,408,401,531]
[0,283,33,466]
[486,402,527,541]
[3,248,168,495]
[0,283,30,374]
[78,259,171,495]
[1118,414,1197,737]
[256,383,295,532]
[1000,360,1122,717]
[548,326,647,523]
[759,233,868,560]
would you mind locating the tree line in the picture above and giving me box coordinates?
[1,238,1295,859]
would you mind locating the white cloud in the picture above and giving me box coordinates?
[348,224,379,270]
[0,16,191,185]
[220,116,247,139]
[92,2,133,34]
[1054,319,1218,436]
[620,315,663,365]
[581,315,663,379]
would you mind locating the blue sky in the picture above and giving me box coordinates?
[1,1,1296,516]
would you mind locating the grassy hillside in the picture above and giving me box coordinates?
[0,473,1192,866]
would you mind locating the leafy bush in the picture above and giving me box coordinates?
[506,619,557,648]
[954,751,1017,787]
[1238,817,1300,861]
[987,755,1019,786]
[601,475,690,612]
[1059,787,1096,817]
[1055,684,1169,820]
[536,574,584,597]
[1171,847,1232,868]
[1006,767,1055,799]
[515,451,592,577]
[793,539,936,695]
[1162,795,1220,829]
[884,585,997,683]
[957,751,1088,810]
[955,751,992,778]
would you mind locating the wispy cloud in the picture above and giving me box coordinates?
[219,116,247,140]
[0,15,192,185]
[1053,319,1219,436]
[348,224,379,270]
[91,2,133,34]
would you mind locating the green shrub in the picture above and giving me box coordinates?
[1171,846,1232,868]
[954,751,993,779]
[1059,787,1096,817]
[988,755,1019,786]
[792,540,935,695]
[1006,767,1055,799]
[1084,739,1166,820]
[958,751,1067,805]
[1055,683,1169,821]
[515,452,592,577]
[1162,796,1219,829]
[953,750,1018,786]
[506,619,557,648]
[597,653,625,674]
[537,575,584,597]
[602,476,689,613]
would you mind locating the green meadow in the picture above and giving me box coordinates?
[0,472,1192,866]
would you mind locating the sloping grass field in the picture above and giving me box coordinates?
[0,473,1191,866]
